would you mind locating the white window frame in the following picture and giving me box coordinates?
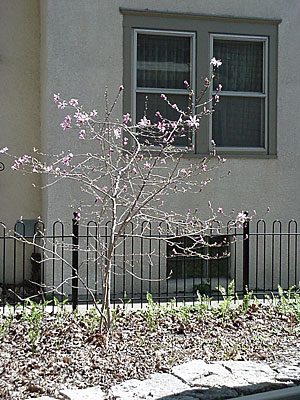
[132,29,196,150]
[209,34,269,152]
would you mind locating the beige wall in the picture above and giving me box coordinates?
[39,0,300,229]
[0,0,41,228]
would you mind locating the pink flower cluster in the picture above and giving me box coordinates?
[210,57,222,68]
[11,155,30,170]
[187,116,200,129]
[123,113,131,124]
[60,115,72,131]
[62,152,73,166]
[74,111,89,124]
[138,116,151,127]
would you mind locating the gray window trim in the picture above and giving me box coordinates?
[122,11,278,157]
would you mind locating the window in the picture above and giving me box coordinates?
[166,235,231,280]
[211,35,268,151]
[122,9,278,156]
[134,30,195,147]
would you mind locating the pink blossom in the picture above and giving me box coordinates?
[114,127,122,139]
[75,212,81,221]
[90,109,98,117]
[218,207,223,214]
[44,165,52,173]
[123,184,128,191]
[204,77,209,85]
[208,201,212,209]
[138,116,151,127]
[11,154,30,170]
[157,121,166,133]
[160,94,166,100]
[69,98,79,106]
[53,93,60,103]
[172,104,178,110]
[155,111,162,118]
[187,116,200,129]
[267,206,271,212]
[215,94,220,102]
[144,161,151,169]
[57,101,67,109]
[123,113,131,124]
[102,186,108,192]
[0,147,8,153]
[201,164,207,171]
[210,57,222,68]
[253,210,257,215]
[218,84,222,91]
[79,129,86,139]
[132,168,137,174]
[75,111,89,123]
[160,158,166,164]
[211,139,216,147]
[60,115,72,131]
[119,85,124,91]
[181,168,187,175]
[236,212,247,224]
[62,152,73,166]
[184,80,189,87]
[123,137,128,146]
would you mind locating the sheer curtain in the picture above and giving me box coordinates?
[137,34,190,89]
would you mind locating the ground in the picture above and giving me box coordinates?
[0,299,299,399]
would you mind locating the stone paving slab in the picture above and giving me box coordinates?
[110,372,190,399]
[26,359,300,400]
[60,386,106,399]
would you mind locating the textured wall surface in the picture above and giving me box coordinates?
[0,0,41,227]
[39,0,300,227]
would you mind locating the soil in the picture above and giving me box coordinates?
[0,302,299,399]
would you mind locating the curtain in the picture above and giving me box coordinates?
[213,39,263,92]
[137,34,190,89]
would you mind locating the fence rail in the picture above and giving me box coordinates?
[0,216,299,311]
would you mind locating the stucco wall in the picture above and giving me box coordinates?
[0,0,41,228]
[40,0,300,227]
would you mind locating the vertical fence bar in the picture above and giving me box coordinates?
[72,213,79,311]
[243,215,250,294]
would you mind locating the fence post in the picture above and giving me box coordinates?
[72,212,79,311]
[243,213,250,294]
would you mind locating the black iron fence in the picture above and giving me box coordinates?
[0,216,299,310]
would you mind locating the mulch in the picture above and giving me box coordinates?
[0,303,299,399]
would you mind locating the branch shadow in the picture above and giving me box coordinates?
[155,381,294,399]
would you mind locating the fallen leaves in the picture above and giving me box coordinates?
[0,305,299,399]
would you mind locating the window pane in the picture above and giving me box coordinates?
[212,96,265,148]
[136,93,191,147]
[213,39,264,92]
[137,34,191,89]
[167,235,231,280]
